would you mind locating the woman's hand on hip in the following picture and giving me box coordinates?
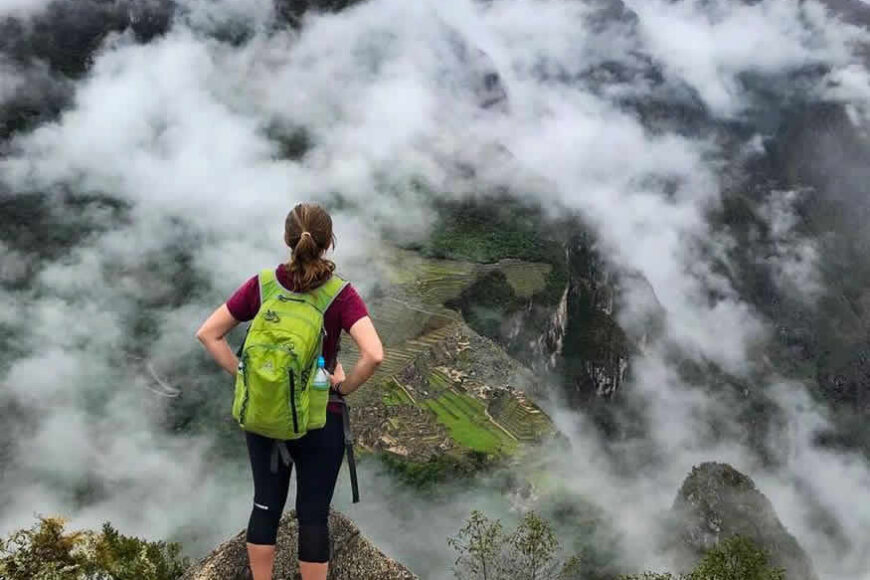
[329,362,346,386]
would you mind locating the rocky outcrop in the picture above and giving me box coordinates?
[181,510,416,580]
[670,462,817,580]
[561,233,629,402]
[274,0,364,27]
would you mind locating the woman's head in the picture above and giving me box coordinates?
[284,203,336,292]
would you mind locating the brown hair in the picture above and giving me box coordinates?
[284,203,336,292]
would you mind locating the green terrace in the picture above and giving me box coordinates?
[421,389,517,455]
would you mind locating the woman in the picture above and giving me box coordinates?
[196,203,384,580]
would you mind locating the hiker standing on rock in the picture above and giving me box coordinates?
[196,203,384,580]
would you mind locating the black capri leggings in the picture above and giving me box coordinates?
[245,411,345,562]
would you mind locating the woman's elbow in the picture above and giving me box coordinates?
[365,347,385,366]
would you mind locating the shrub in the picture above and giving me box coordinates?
[687,536,785,580]
[619,535,785,580]
[0,516,189,580]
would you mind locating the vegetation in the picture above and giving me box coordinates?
[382,379,414,406]
[687,536,785,580]
[448,271,523,338]
[420,199,561,265]
[412,196,570,308]
[449,510,581,580]
[0,517,189,580]
[449,511,505,579]
[378,450,489,487]
[451,511,785,580]
[619,536,785,580]
[487,394,553,442]
[422,389,518,455]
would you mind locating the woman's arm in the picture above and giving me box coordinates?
[336,316,383,396]
[196,304,242,376]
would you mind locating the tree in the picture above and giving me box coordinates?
[448,510,581,580]
[506,512,561,580]
[448,510,505,580]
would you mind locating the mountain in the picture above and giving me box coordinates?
[670,462,818,580]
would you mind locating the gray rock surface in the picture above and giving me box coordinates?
[182,510,417,580]
[671,462,817,580]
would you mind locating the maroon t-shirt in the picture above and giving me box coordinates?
[226,264,369,411]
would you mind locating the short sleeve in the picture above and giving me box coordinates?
[336,284,369,332]
[226,275,260,322]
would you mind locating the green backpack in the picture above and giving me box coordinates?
[232,269,348,440]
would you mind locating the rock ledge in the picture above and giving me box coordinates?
[182,510,417,580]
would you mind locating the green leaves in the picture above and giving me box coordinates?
[448,510,505,580]
[506,512,561,580]
[448,510,581,580]
[687,536,785,580]
[619,535,786,580]
[0,517,189,580]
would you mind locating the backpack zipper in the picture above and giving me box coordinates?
[289,371,299,434]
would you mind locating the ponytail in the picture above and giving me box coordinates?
[285,204,336,293]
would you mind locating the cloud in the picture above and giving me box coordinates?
[0,59,24,103]
[757,189,823,301]
[758,381,870,579]
[627,0,866,117]
[0,0,54,20]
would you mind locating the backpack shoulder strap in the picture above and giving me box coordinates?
[308,275,349,313]
[258,268,282,305]
[235,269,277,357]
[255,270,348,313]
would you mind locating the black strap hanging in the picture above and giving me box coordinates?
[332,393,360,504]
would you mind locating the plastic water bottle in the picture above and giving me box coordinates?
[312,356,330,391]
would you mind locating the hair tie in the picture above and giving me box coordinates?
[300,232,312,240]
